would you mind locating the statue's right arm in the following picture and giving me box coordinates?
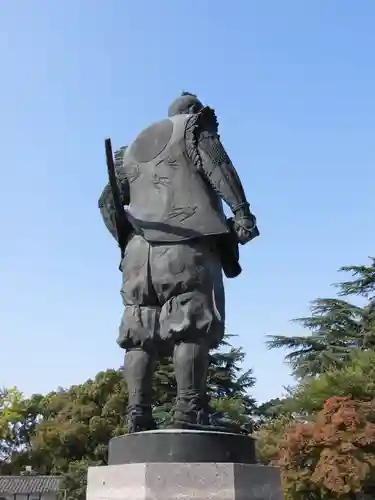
[186,109,259,245]
[98,164,130,241]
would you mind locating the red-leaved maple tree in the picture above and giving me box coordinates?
[276,396,375,498]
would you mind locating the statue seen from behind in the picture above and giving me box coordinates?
[98,92,259,433]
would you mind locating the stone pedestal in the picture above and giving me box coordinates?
[108,429,256,465]
[86,430,283,500]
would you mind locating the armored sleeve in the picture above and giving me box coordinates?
[98,147,130,241]
[186,108,250,215]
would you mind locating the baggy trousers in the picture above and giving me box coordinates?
[118,233,225,427]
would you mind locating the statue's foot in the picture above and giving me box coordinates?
[169,407,248,435]
[169,419,247,434]
[168,419,206,431]
[128,416,157,433]
[208,412,249,435]
[127,407,157,433]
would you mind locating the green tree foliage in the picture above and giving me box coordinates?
[31,369,127,473]
[0,387,24,459]
[337,257,375,299]
[0,388,44,472]
[287,349,375,416]
[207,336,256,426]
[254,415,292,466]
[256,397,292,422]
[255,257,375,498]
[267,257,375,378]
[151,353,177,426]
[153,334,256,427]
[57,460,91,500]
[1,335,255,500]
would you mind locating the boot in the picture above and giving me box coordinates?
[170,342,248,434]
[170,341,210,428]
[124,348,157,432]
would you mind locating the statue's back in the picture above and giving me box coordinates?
[122,114,229,243]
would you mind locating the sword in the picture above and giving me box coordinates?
[104,137,133,260]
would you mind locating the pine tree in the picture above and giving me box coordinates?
[267,257,375,378]
[152,351,177,425]
[337,257,375,299]
[207,335,256,426]
[153,334,256,428]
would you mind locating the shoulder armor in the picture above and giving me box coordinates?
[185,107,219,170]
[196,106,219,135]
[185,107,219,141]
[114,146,127,170]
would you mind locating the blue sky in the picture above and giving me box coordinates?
[1,1,374,403]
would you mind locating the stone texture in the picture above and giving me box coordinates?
[87,464,145,500]
[87,463,283,500]
[108,430,256,465]
[234,464,283,500]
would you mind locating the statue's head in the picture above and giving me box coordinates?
[168,92,204,117]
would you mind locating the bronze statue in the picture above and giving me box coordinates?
[99,92,259,433]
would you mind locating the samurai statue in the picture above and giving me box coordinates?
[98,92,259,433]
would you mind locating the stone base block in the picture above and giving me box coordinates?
[87,462,283,500]
[108,430,256,465]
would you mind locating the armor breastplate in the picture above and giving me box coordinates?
[122,114,229,243]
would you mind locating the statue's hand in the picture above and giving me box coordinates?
[233,209,259,245]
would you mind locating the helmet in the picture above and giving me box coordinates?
[168,92,204,117]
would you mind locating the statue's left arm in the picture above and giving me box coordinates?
[98,147,130,242]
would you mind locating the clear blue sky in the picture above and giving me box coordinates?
[1,1,374,403]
